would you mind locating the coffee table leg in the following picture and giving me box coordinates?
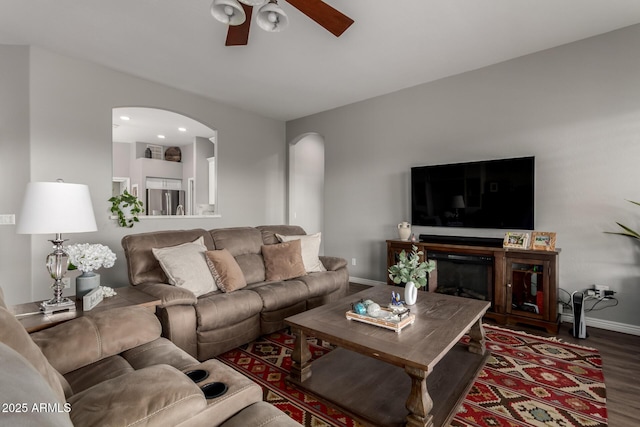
[289,328,312,383]
[468,318,486,355]
[404,365,434,427]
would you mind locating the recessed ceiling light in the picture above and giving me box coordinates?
[178,127,187,132]
[157,135,166,139]
[120,116,130,121]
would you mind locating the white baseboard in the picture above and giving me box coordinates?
[560,313,640,336]
[349,277,640,336]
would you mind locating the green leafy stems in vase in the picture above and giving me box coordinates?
[388,245,436,289]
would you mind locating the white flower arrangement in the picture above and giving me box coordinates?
[66,243,116,273]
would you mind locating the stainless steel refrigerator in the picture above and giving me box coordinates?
[146,189,185,216]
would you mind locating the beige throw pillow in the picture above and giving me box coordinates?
[276,232,326,273]
[151,236,216,297]
[204,249,247,292]
[262,240,307,281]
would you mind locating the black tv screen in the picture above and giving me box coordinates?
[411,156,534,230]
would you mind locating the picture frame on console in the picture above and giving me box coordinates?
[503,232,530,249]
[531,231,556,251]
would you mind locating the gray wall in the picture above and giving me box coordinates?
[1,45,286,305]
[0,45,31,305]
[287,25,640,330]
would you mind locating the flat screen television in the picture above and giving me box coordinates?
[411,156,534,230]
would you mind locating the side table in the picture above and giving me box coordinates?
[10,286,161,333]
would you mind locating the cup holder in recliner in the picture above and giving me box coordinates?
[184,369,209,383]
[201,382,228,399]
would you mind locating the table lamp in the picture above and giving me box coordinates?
[16,180,98,314]
[452,195,465,219]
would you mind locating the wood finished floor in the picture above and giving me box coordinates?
[347,283,640,426]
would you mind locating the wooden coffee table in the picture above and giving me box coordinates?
[285,286,490,427]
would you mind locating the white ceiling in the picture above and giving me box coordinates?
[2,0,640,121]
[112,107,216,147]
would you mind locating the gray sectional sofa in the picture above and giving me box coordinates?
[122,225,349,361]
[0,287,302,427]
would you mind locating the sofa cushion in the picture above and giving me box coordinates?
[31,306,161,375]
[276,232,327,273]
[196,290,263,330]
[152,236,217,297]
[210,227,266,284]
[205,249,247,292]
[121,229,213,286]
[67,364,206,427]
[121,337,198,372]
[0,306,67,403]
[262,240,307,281]
[0,342,72,427]
[297,270,344,298]
[257,224,307,245]
[247,280,309,312]
[64,355,134,394]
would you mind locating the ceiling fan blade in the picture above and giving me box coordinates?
[225,3,253,46]
[285,0,354,37]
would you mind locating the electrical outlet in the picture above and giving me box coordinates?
[0,214,15,225]
[594,284,610,298]
[62,277,71,289]
[351,258,356,266]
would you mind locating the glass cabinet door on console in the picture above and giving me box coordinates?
[505,251,558,331]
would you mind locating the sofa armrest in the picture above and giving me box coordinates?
[137,282,198,307]
[68,364,206,427]
[31,306,161,375]
[319,256,348,271]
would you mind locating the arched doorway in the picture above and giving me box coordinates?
[288,133,325,252]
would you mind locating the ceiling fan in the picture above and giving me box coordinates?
[210,0,354,46]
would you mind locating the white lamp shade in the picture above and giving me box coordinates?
[256,1,288,32]
[16,182,98,234]
[211,0,246,26]
[452,195,466,209]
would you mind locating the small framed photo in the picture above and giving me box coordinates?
[531,231,557,251]
[131,184,138,198]
[503,232,530,249]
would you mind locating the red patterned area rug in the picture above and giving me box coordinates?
[215,324,607,427]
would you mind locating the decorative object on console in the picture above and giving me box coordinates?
[210,0,353,47]
[109,190,144,228]
[397,221,411,241]
[387,244,435,306]
[503,231,531,249]
[531,231,557,251]
[66,243,116,299]
[16,180,98,314]
[82,286,104,311]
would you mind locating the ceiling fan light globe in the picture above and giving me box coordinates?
[211,0,246,26]
[256,2,288,32]
[238,0,267,6]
